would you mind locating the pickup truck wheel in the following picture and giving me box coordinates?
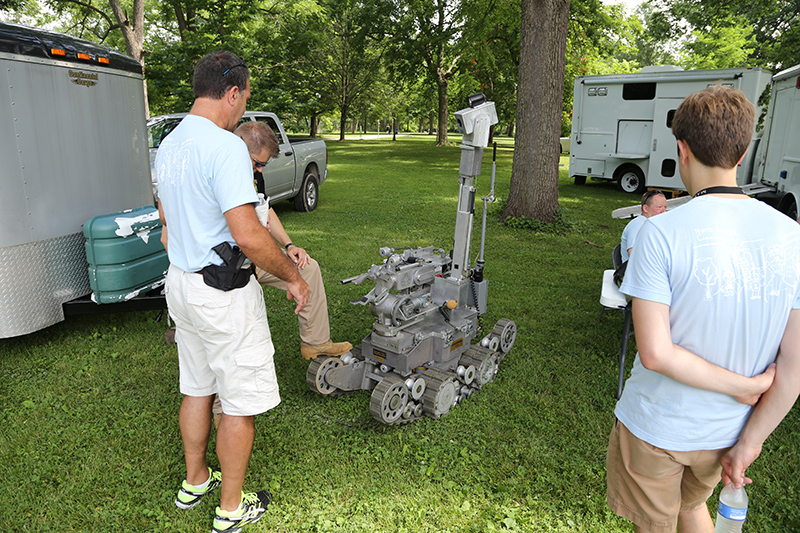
[294,171,319,212]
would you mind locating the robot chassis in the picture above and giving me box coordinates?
[306,94,517,425]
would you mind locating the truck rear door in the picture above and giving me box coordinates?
[646,97,682,190]
[763,82,800,186]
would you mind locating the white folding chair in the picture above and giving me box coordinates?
[600,245,633,399]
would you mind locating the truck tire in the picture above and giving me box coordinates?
[615,165,646,195]
[294,169,319,212]
[574,176,586,186]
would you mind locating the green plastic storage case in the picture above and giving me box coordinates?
[83,205,168,304]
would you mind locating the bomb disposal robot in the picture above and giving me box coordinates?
[307,94,517,424]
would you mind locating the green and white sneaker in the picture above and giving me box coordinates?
[174,468,222,509]
[212,490,272,533]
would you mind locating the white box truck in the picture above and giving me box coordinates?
[749,64,800,219]
[569,66,772,194]
[0,21,158,338]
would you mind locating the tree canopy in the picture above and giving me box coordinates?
[2,0,795,222]
[4,0,790,132]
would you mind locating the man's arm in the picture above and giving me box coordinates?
[720,308,800,488]
[632,298,776,405]
[265,208,310,269]
[158,200,168,254]
[225,203,309,314]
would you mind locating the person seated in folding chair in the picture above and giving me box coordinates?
[614,190,667,285]
[620,189,668,262]
[165,123,352,361]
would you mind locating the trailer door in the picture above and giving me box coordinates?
[647,97,683,189]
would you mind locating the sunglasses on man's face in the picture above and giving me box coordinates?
[251,154,268,169]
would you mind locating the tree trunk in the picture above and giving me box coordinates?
[108,0,148,117]
[505,122,515,137]
[338,107,348,141]
[502,0,569,223]
[309,111,318,138]
[174,6,197,40]
[435,78,449,146]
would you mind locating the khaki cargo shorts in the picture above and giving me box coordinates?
[606,419,727,532]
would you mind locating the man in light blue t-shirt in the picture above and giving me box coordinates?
[157,51,309,533]
[619,189,667,262]
[607,85,800,533]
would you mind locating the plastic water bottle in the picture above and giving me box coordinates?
[715,483,748,532]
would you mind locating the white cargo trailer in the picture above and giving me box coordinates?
[0,21,156,338]
[749,64,800,219]
[569,66,772,194]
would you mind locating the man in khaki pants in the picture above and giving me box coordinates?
[235,121,351,361]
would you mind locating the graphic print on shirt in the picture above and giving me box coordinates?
[691,228,800,302]
[157,137,194,188]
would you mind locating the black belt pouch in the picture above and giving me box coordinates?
[202,264,252,291]
[201,242,252,291]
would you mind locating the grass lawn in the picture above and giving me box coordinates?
[1,134,798,532]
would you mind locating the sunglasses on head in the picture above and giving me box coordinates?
[642,190,664,205]
[222,60,247,76]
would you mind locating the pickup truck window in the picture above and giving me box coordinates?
[254,116,282,140]
[148,120,179,149]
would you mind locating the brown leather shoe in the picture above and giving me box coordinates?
[300,340,353,360]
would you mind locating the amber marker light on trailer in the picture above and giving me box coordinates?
[77,53,90,61]
[98,57,109,65]
[51,48,66,56]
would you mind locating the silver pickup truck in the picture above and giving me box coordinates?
[148,111,327,211]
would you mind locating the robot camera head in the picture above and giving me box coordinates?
[454,93,498,148]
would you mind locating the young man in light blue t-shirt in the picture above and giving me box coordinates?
[607,85,800,532]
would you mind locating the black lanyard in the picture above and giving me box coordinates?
[693,186,746,198]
